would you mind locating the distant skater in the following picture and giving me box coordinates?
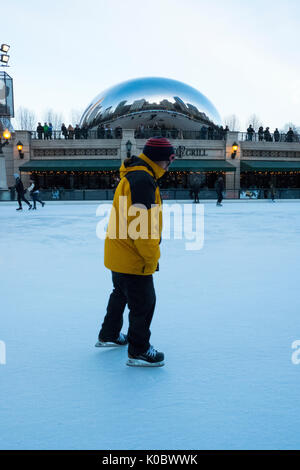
[14,174,32,211]
[215,175,224,206]
[270,182,276,202]
[190,173,202,204]
[28,178,45,210]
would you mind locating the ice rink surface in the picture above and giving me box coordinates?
[0,200,300,450]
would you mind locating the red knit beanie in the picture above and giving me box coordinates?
[143,137,175,162]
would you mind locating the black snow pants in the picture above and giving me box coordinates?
[217,190,223,204]
[99,271,156,356]
[17,193,31,208]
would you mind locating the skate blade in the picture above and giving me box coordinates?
[95,340,123,348]
[126,358,165,367]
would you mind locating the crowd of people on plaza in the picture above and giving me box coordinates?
[135,122,230,140]
[246,125,298,142]
[35,122,123,140]
[95,124,122,139]
[35,121,231,141]
[36,122,90,140]
[35,120,299,144]
[36,122,54,140]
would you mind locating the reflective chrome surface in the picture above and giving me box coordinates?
[80,77,221,130]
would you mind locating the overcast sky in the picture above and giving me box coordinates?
[3,0,300,130]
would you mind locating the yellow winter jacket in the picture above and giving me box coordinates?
[104,153,165,275]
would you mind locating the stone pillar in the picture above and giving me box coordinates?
[120,129,136,161]
[225,131,241,199]
[0,154,8,188]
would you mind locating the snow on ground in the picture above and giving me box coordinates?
[0,200,300,450]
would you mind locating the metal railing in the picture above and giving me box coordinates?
[240,132,300,143]
[135,128,226,140]
[31,128,226,141]
[2,187,300,202]
[31,129,123,140]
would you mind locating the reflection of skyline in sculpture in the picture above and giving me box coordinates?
[80,77,222,131]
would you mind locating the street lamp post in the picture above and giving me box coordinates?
[126,140,132,158]
[0,129,11,153]
[16,141,24,158]
[231,142,238,159]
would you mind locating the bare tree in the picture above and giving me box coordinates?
[224,114,241,131]
[43,108,64,130]
[14,106,36,130]
[246,114,263,131]
[69,108,84,126]
[281,122,298,133]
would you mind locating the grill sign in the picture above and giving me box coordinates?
[175,146,208,157]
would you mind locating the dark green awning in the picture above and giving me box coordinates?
[170,160,236,172]
[19,159,121,172]
[241,161,300,172]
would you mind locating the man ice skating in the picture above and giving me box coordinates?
[190,173,203,203]
[96,137,175,367]
[215,175,224,206]
[270,182,276,202]
[14,174,32,211]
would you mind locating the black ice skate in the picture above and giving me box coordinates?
[126,345,165,367]
[16,207,22,211]
[95,332,128,348]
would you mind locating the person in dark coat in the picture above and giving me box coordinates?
[115,126,122,139]
[247,125,255,141]
[286,127,295,143]
[274,128,280,142]
[61,123,68,139]
[219,125,226,140]
[74,125,81,139]
[200,125,208,140]
[189,173,203,203]
[269,182,276,202]
[14,174,32,211]
[36,122,44,139]
[81,125,88,139]
[215,175,224,206]
[264,127,272,142]
[97,124,105,139]
[207,126,214,140]
[258,126,264,141]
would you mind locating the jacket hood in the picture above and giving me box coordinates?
[119,153,166,180]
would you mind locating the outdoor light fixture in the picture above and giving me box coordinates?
[231,142,238,159]
[3,129,11,140]
[0,129,11,154]
[126,140,132,158]
[16,140,24,159]
[0,54,9,64]
[0,44,10,53]
[0,44,10,65]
